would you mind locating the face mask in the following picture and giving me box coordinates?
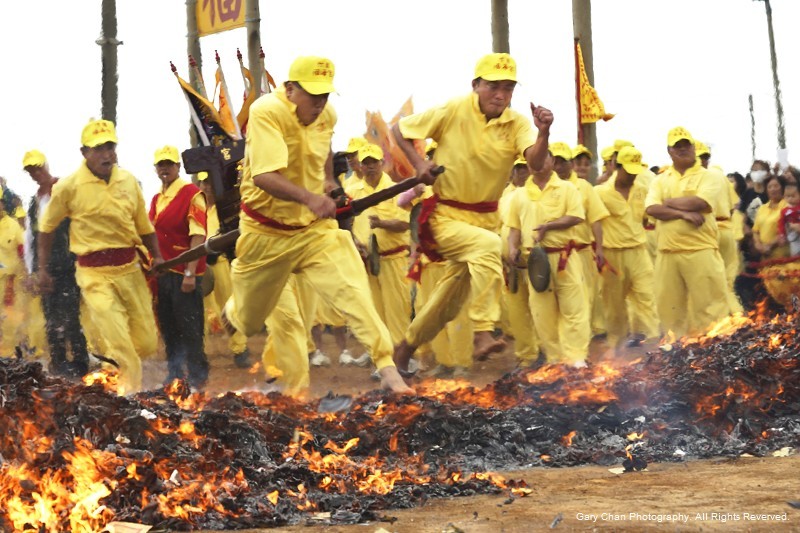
[750,170,768,184]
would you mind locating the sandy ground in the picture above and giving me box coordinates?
[131,330,800,532]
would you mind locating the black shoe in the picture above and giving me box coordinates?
[591,332,608,342]
[625,333,646,348]
[234,348,255,369]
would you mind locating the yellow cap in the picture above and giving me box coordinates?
[81,119,118,147]
[667,126,694,147]
[12,206,25,219]
[514,155,527,166]
[197,171,209,181]
[549,142,573,161]
[358,143,384,162]
[426,140,438,154]
[617,146,647,175]
[153,145,180,165]
[287,56,335,95]
[22,149,47,168]
[695,140,711,157]
[600,146,615,161]
[572,144,593,159]
[474,53,517,82]
[613,139,634,152]
[345,137,367,154]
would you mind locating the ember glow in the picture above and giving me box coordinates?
[1,310,799,530]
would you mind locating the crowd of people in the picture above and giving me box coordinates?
[1,52,798,398]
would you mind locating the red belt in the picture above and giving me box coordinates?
[241,202,309,231]
[77,247,136,268]
[716,217,729,222]
[380,245,409,257]
[542,241,589,271]
[408,194,498,281]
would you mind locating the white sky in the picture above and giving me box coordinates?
[1,0,799,203]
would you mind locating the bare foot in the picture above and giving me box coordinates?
[473,331,506,361]
[392,340,417,377]
[379,366,415,395]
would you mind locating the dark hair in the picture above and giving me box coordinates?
[650,166,660,174]
[728,172,747,198]
[752,159,771,172]
[764,173,786,194]
[785,182,799,193]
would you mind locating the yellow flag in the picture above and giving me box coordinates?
[576,42,614,124]
[196,0,245,37]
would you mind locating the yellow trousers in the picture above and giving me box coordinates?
[368,254,411,344]
[416,261,473,368]
[207,257,248,354]
[225,221,394,370]
[602,247,660,346]
[74,262,158,394]
[654,249,729,338]
[577,248,605,336]
[718,228,743,314]
[645,228,657,264]
[503,269,539,362]
[528,252,590,364]
[262,277,311,396]
[406,214,503,346]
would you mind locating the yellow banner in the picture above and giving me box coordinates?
[576,42,614,124]
[197,0,245,37]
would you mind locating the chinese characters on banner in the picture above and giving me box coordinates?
[197,0,245,37]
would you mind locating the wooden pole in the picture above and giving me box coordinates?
[749,94,756,161]
[572,0,598,182]
[761,0,786,150]
[99,0,119,124]
[246,0,263,96]
[185,0,201,147]
[491,0,510,53]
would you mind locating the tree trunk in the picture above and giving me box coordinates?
[491,0,509,53]
[246,0,263,94]
[572,0,598,182]
[100,0,118,124]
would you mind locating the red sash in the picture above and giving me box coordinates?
[240,202,309,231]
[77,247,136,267]
[543,240,589,272]
[407,195,498,281]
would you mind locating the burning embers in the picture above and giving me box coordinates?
[1,310,799,531]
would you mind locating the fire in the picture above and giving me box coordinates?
[627,432,645,441]
[561,430,578,447]
[82,369,120,394]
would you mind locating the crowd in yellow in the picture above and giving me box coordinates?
[3,52,798,398]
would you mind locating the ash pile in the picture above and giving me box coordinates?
[1,312,799,531]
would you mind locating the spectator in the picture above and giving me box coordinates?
[752,174,789,260]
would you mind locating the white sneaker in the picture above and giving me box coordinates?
[339,349,370,367]
[310,350,331,367]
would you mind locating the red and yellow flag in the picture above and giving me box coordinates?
[575,42,614,124]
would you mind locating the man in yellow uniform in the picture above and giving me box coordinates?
[696,141,743,314]
[349,144,412,345]
[22,149,90,377]
[550,142,609,339]
[391,52,553,374]
[507,152,589,365]
[221,56,410,393]
[343,137,367,194]
[645,127,728,337]
[0,197,25,357]
[595,147,660,348]
[196,172,253,367]
[150,145,209,388]
[499,156,540,367]
[571,144,593,182]
[37,119,162,394]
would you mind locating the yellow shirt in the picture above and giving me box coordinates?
[507,173,584,250]
[595,178,649,249]
[568,172,609,245]
[499,182,521,228]
[753,199,789,259]
[239,86,337,233]
[40,162,153,255]
[206,204,220,236]
[348,172,410,252]
[398,92,537,230]
[710,170,738,230]
[644,162,721,252]
[152,178,207,237]
[0,215,23,276]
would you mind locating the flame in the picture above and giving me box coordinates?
[82,369,120,395]
[248,361,262,375]
[561,430,577,447]
[626,432,645,441]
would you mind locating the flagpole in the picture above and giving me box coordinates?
[216,50,243,139]
[572,0,598,182]
[189,54,208,99]
[574,38,584,146]
[259,47,272,95]
[171,62,211,146]
[237,48,248,89]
